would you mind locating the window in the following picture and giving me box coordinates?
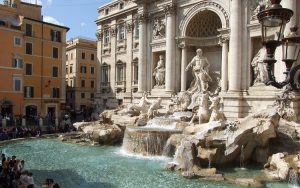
[90,93,94,99]
[132,59,138,84]
[91,54,95,61]
[105,9,109,15]
[70,66,73,73]
[120,3,124,10]
[52,88,60,98]
[66,67,68,74]
[70,80,73,87]
[13,77,22,91]
[80,66,87,73]
[66,54,69,61]
[118,25,125,40]
[81,80,85,87]
[104,30,110,44]
[116,61,125,83]
[26,43,32,55]
[24,86,34,98]
[53,47,59,59]
[91,80,94,88]
[51,30,61,42]
[14,37,21,46]
[101,65,110,83]
[82,52,85,59]
[71,53,73,60]
[91,67,94,74]
[0,20,6,26]
[134,21,139,38]
[12,58,23,68]
[81,93,85,99]
[52,66,58,77]
[25,63,32,75]
[25,24,32,36]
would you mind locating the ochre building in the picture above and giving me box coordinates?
[0,0,69,121]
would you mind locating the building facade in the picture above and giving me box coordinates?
[0,0,69,122]
[96,0,300,118]
[66,37,97,115]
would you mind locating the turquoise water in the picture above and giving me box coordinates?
[0,139,290,188]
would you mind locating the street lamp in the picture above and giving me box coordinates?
[257,0,300,90]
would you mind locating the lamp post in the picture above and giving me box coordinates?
[257,0,300,90]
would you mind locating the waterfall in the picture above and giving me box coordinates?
[122,127,181,156]
[288,168,299,188]
[240,145,245,169]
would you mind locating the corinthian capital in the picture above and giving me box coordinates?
[164,3,176,16]
[218,34,229,45]
[96,31,103,41]
[138,13,148,24]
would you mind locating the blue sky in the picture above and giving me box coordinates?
[21,0,111,40]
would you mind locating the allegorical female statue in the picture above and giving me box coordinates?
[185,49,212,93]
[153,55,166,88]
[251,47,268,85]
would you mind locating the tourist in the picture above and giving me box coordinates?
[20,160,25,172]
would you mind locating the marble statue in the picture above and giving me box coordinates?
[251,47,268,85]
[209,96,225,122]
[153,55,166,88]
[153,18,165,39]
[126,91,151,116]
[251,0,269,20]
[189,93,210,124]
[186,49,212,93]
[147,98,162,118]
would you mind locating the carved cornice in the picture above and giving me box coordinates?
[164,3,176,16]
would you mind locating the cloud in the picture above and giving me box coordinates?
[46,0,52,5]
[80,22,87,27]
[21,0,42,5]
[43,16,64,26]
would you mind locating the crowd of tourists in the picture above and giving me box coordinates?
[0,154,60,188]
[0,127,41,141]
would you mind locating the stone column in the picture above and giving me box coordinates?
[180,44,187,91]
[228,0,242,92]
[282,0,297,33]
[138,13,148,92]
[164,4,176,93]
[219,36,229,92]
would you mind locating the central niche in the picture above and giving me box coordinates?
[186,10,222,38]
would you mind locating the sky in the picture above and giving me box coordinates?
[21,0,112,40]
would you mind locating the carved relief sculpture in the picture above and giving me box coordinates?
[251,0,269,20]
[185,49,212,93]
[153,18,165,39]
[153,55,166,88]
[251,47,268,85]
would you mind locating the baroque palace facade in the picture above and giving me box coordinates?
[0,0,69,120]
[96,0,300,119]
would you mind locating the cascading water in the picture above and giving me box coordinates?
[122,127,181,156]
[240,145,245,169]
[288,168,299,188]
[208,153,212,169]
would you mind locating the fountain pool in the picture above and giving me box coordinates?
[0,139,291,188]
